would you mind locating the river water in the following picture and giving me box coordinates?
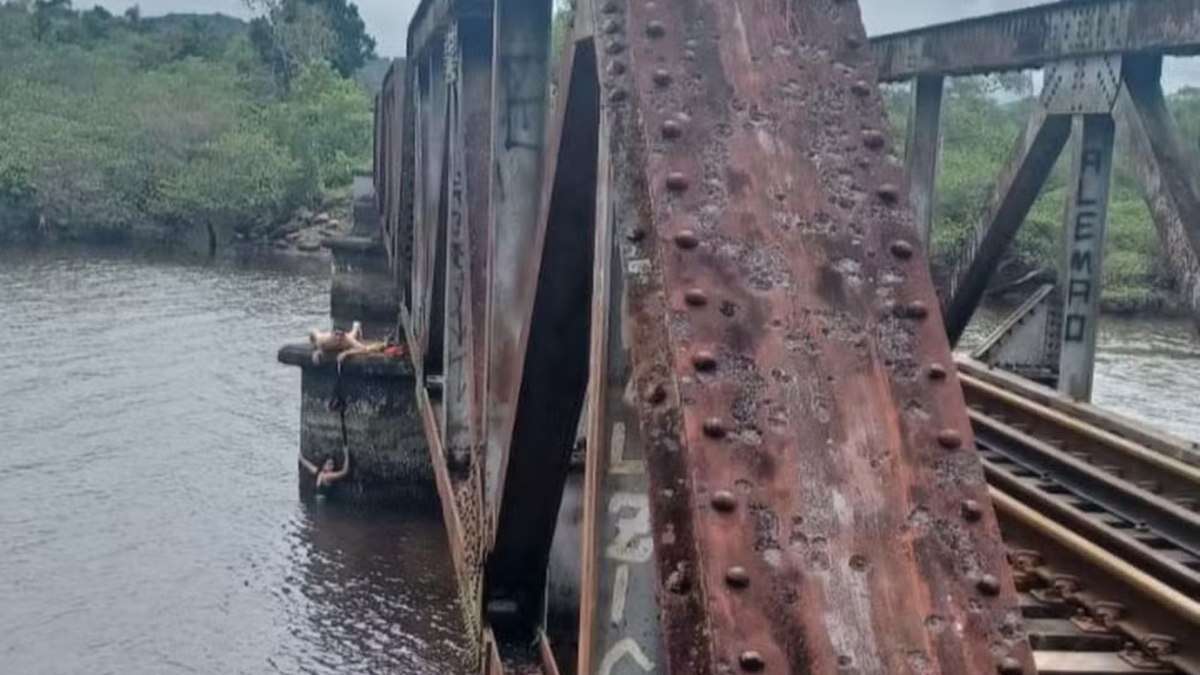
[1,248,1197,675]
[0,248,468,674]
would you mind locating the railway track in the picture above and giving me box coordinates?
[955,358,1200,674]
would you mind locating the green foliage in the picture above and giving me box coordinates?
[0,0,372,245]
[247,0,376,88]
[886,76,1174,309]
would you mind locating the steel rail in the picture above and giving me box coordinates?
[962,372,1200,504]
[992,487,1200,673]
[970,408,1200,559]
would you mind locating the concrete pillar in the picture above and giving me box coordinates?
[1057,114,1115,401]
[278,344,435,505]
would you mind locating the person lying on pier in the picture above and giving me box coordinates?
[298,444,351,492]
[308,321,390,371]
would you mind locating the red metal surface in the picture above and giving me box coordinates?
[588,0,1034,671]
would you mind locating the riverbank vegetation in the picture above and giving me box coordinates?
[886,77,1200,313]
[0,0,375,248]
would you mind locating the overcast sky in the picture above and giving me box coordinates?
[82,0,1200,88]
[86,0,1043,57]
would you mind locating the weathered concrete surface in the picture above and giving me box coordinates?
[278,343,435,505]
[325,236,399,339]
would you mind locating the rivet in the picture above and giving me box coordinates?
[661,119,683,139]
[977,574,1001,596]
[626,227,645,242]
[849,554,869,571]
[601,18,621,34]
[684,288,709,307]
[674,229,699,249]
[666,172,690,191]
[997,657,1023,674]
[877,183,900,204]
[652,68,672,87]
[702,417,727,438]
[643,383,667,404]
[608,88,628,103]
[889,239,914,259]
[862,130,886,150]
[725,566,750,588]
[937,429,963,450]
[600,0,618,12]
[928,363,947,380]
[738,650,766,672]
[961,499,983,522]
[607,60,627,76]
[851,80,872,97]
[711,490,737,512]
[904,301,929,319]
[605,40,626,55]
[845,34,863,50]
[692,350,717,372]
[645,20,666,38]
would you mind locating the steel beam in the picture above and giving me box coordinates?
[485,37,599,643]
[483,0,554,544]
[871,0,1200,82]
[904,74,943,246]
[944,107,1072,345]
[585,0,1032,671]
[1057,115,1116,401]
[1123,55,1200,326]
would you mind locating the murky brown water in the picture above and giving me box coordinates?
[0,247,467,674]
[2,248,1197,675]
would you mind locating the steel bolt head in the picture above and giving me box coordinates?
[976,574,1001,596]
[961,499,984,522]
[937,429,963,450]
[645,20,666,38]
[702,417,727,438]
[674,229,700,250]
[862,130,886,150]
[904,300,929,319]
[626,226,645,242]
[608,88,628,103]
[605,40,626,55]
[851,80,872,97]
[725,566,750,588]
[927,363,948,380]
[691,350,717,372]
[665,171,690,191]
[684,288,709,307]
[607,60,627,76]
[738,650,766,672]
[889,239,914,259]
[661,119,683,139]
[877,183,900,204]
[601,18,621,34]
[711,490,737,512]
[652,68,672,87]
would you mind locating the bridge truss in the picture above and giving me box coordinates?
[370,0,1200,673]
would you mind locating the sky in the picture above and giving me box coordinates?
[86,0,1044,58]
[81,0,1200,88]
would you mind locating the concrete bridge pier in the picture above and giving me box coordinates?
[277,346,435,504]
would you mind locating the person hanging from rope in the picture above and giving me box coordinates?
[298,443,351,493]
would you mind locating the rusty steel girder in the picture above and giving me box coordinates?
[575,0,1032,672]
[389,0,1039,672]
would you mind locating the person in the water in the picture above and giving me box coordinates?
[298,445,351,492]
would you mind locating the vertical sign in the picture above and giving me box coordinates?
[1058,115,1115,401]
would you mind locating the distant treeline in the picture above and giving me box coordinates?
[0,0,376,248]
[886,76,1200,312]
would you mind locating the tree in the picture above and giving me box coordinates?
[246,0,374,87]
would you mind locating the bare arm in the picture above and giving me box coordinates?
[298,452,320,475]
[325,445,351,482]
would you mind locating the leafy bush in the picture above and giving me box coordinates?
[0,1,372,246]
